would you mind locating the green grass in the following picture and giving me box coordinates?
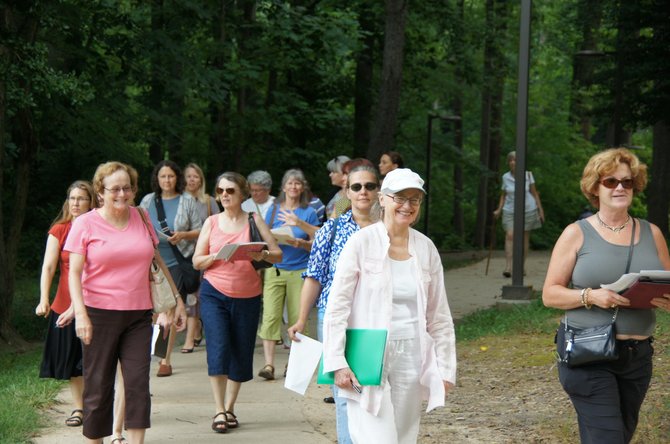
[1,276,63,443]
[0,347,65,443]
[456,294,562,341]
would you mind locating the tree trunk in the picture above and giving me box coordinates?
[0,6,37,348]
[367,0,408,162]
[149,0,165,163]
[570,0,604,140]
[474,0,508,248]
[353,3,375,159]
[210,0,230,175]
[232,0,257,171]
[451,0,466,240]
[647,121,670,237]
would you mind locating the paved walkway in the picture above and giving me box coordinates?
[32,250,550,444]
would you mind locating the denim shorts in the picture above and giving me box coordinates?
[199,279,261,381]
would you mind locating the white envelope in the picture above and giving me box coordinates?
[284,332,323,396]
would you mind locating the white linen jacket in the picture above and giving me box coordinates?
[323,221,456,416]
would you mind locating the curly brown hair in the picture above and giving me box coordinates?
[580,148,647,208]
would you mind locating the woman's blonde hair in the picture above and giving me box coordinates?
[185,163,209,204]
[51,180,98,227]
[92,161,139,203]
[580,148,647,208]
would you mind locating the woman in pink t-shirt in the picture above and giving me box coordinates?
[192,172,281,434]
[63,161,186,444]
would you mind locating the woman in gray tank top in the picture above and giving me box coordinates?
[542,148,670,444]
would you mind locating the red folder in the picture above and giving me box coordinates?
[621,280,670,309]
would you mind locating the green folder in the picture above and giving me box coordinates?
[317,328,388,386]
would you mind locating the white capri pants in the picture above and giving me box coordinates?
[347,338,423,444]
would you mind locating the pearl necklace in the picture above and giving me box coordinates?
[596,213,630,233]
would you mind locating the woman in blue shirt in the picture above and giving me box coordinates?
[288,164,380,444]
[257,169,319,380]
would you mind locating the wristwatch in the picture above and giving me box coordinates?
[263,250,270,259]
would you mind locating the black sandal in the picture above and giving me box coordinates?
[212,412,228,433]
[224,411,239,428]
[65,409,83,427]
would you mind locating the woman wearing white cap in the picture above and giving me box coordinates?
[322,168,457,444]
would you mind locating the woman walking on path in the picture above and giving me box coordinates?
[183,163,219,351]
[288,164,380,443]
[323,168,456,444]
[493,150,544,277]
[258,169,320,380]
[36,181,96,428]
[543,148,670,443]
[192,172,281,433]
[62,161,186,443]
[140,160,202,374]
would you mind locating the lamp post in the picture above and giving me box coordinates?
[424,113,461,236]
[501,0,533,300]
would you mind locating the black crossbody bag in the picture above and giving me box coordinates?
[154,194,200,296]
[556,218,636,368]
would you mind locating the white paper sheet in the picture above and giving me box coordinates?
[284,332,323,395]
[151,324,161,356]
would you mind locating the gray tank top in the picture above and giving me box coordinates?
[568,219,662,336]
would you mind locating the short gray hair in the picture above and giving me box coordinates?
[247,170,272,190]
[326,155,350,173]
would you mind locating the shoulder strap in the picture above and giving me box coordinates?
[136,207,157,249]
[153,194,172,237]
[154,194,189,263]
[268,203,279,227]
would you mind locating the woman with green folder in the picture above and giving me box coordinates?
[289,163,380,444]
[323,168,457,444]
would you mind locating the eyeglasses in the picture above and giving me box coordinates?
[68,197,91,203]
[216,187,236,195]
[600,178,634,190]
[349,182,378,192]
[104,186,133,195]
[386,194,422,206]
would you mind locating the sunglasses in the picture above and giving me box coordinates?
[349,182,378,192]
[216,187,236,195]
[600,178,634,190]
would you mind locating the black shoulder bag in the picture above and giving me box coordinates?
[154,194,200,296]
[557,218,636,367]
[248,212,273,270]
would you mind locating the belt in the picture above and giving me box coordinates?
[617,337,653,346]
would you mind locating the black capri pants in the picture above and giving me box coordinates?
[557,338,653,444]
[82,307,153,439]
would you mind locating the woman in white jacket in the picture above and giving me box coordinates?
[323,168,456,444]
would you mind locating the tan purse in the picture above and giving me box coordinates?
[136,207,177,313]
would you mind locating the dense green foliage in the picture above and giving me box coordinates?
[2,0,669,272]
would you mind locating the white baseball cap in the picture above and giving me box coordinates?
[380,168,426,194]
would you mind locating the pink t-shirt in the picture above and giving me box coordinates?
[203,214,262,298]
[64,207,158,310]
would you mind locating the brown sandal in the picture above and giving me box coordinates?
[212,412,228,433]
[224,411,239,428]
[258,364,275,380]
